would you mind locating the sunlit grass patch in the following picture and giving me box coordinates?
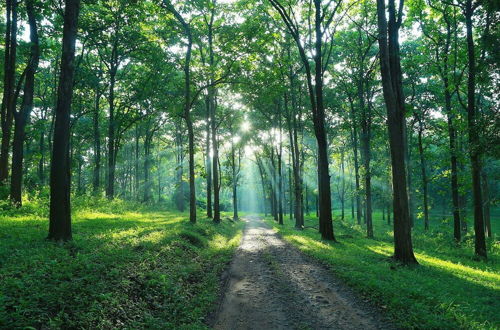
[0,205,244,329]
[265,211,499,329]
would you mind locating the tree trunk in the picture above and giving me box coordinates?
[256,156,268,216]
[106,63,117,199]
[48,0,80,242]
[10,0,39,206]
[440,17,461,242]
[481,170,491,238]
[38,126,45,184]
[231,141,238,221]
[0,0,18,184]
[286,87,304,228]
[313,0,334,240]
[93,91,101,195]
[205,96,212,218]
[417,118,429,230]
[349,100,362,225]
[211,99,220,223]
[270,0,334,239]
[183,33,196,223]
[376,0,417,264]
[340,149,345,221]
[359,81,373,238]
[143,131,153,203]
[406,125,415,227]
[445,90,461,241]
[464,0,486,258]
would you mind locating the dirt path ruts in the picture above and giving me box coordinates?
[212,216,393,330]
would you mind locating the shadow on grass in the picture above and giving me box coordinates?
[0,211,244,329]
[266,217,500,329]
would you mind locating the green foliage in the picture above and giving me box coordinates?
[265,212,499,329]
[0,202,243,329]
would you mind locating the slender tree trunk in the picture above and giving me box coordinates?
[359,83,373,238]
[445,90,462,241]
[205,96,212,218]
[157,147,162,202]
[406,125,415,227]
[278,107,284,225]
[349,100,362,225]
[256,156,268,216]
[314,0,334,240]
[350,180,354,220]
[93,91,101,195]
[207,11,221,223]
[0,0,18,184]
[48,0,81,241]
[464,0,486,257]
[38,126,45,184]
[286,87,304,228]
[481,170,491,237]
[10,0,39,206]
[340,149,345,221]
[231,141,238,220]
[175,125,185,212]
[184,39,196,223]
[106,66,117,199]
[417,118,429,230]
[376,0,417,264]
[211,100,220,222]
[143,132,153,203]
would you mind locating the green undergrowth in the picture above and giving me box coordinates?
[0,202,244,329]
[265,212,499,329]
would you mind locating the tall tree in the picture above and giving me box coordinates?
[268,0,343,241]
[163,0,197,223]
[0,0,19,184]
[416,0,462,241]
[463,0,486,258]
[376,0,418,264]
[48,0,81,241]
[10,0,40,206]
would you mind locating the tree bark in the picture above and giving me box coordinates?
[376,0,417,264]
[143,128,153,203]
[10,0,39,206]
[93,91,101,195]
[446,89,461,241]
[349,99,362,225]
[205,96,212,217]
[481,170,491,238]
[464,0,486,258]
[231,140,239,220]
[416,116,429,230]
[0,0,18,184]
[359,81,373,238]
[48,0,81,242]
[106,62,117,199]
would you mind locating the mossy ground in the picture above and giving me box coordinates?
[0,199,243,329]
[265,210,499,329]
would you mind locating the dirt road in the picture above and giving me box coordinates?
[212,216,392,330]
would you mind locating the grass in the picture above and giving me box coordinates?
[0,199,244,329]
[265,210,500,329]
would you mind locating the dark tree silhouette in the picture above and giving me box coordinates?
[48,0,81,241]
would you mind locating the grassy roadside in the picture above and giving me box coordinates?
[0,201,244,329]
[265,212,499,329]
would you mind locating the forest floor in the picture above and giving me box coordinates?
[0,199,245,329]
[212,215,391,330]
